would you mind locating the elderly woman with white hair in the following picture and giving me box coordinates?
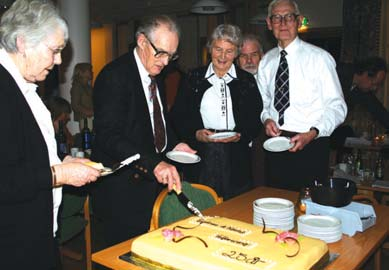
[0,1,100,269]
[171,24,263,199]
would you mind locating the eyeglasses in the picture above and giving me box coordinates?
[212,46,236,58]
[270,13,299,24]
[239,51,261,60]
[142,33,179,61]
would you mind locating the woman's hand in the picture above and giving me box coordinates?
[196,129,240,143]
[196,129,215,143]
[53,162,100,187]
[213,133,241,143]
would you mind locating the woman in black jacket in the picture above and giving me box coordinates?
[171,24,263,199]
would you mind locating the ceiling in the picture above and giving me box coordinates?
[89,0,250,24]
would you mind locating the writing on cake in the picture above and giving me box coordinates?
[214,248,276,269]
[212,234,257,249]
[190,217,251,236]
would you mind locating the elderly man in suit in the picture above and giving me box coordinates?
[91,15,195,246]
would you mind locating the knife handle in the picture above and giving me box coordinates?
[172,184,182,195]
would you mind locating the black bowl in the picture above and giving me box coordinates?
[310,178,357,207]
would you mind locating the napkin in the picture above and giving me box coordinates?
[305,200,376,236]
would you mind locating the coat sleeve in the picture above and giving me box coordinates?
[169,71,203,146]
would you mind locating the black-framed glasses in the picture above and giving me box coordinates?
[270,13,299,24]
[142,33,179,61]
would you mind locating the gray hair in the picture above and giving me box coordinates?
[207,24,242,55]
[0,0,68,53]
[267,0,300,17]
[241,34,264,54]
[135,15,180,43]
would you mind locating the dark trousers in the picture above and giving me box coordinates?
[265,136,330,191]
[53,238,62,270]
[90,169,160,247]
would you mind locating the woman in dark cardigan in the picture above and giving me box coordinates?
[170,24,263,199]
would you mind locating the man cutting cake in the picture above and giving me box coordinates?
[91,15,195,246]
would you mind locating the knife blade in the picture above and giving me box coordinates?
[110,154,141,172]
[173,185,205,220]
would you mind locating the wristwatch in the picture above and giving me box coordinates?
[310,127,319,138]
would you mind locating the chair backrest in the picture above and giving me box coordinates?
[352,194,379,205]
[57,192,87,244]
[149,182,223,231]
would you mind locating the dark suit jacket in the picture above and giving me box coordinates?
[92,51,178,175]
[90,50,178,243]
[0,65,55,269]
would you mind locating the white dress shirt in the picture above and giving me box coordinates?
[200,63,236,130]
[257,37,347,137]
[0,48,62,236]
[134,48,167,152]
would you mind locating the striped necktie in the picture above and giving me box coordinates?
[149,75,166,152]
[274,50,289,126]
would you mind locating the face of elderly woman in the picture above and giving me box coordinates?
[23,27,65,82]
[211,39,237,77]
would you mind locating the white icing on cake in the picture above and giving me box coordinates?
[131,216,328,270]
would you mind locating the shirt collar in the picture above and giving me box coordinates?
[278,36,300,56]
[0,48,37,95]
[134,47,152,85]
[205,63,237,81]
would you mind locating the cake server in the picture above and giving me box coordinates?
[173,185,205,220]
[101,153,141,176]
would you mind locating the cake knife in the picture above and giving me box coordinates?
[173,185,205,220]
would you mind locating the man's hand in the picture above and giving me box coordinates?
[264,119,281,137]
[173,143,196,154]
[153,161,181,191]
[289,130,317,152]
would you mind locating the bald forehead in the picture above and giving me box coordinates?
[150,23,179,40]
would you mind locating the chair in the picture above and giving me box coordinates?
[57,188,92,270]
[149,181,223,231]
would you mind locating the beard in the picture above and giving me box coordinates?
[242,64,258,75]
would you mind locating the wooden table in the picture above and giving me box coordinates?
[92,186,389,270]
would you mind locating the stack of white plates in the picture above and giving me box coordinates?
[253,197,295,231]
[297,215,342,243]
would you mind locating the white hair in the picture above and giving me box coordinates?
[267,0,300,17]
[0,0,68,53]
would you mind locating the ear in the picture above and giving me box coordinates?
[137,34,147,50]
[16,36,26,54]
[296,15,303,28]
[266,17,273,31]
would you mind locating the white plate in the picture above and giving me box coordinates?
[298,215,341,229]
[263,136,294,152]
[208,131,237,140]
[166,151,201,164]
[254,198,294,211]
